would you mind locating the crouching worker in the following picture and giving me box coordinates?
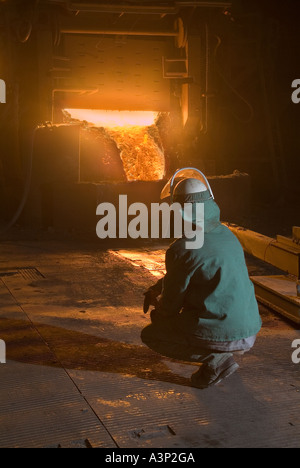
[141,168,262,389]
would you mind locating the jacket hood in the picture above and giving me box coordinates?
[180,196,221,234]
[202,199,221,233]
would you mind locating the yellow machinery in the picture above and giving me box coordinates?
[227,225,300,324]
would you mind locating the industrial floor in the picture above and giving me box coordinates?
[0,234,299,449]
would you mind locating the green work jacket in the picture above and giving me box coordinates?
[158,199,262,342]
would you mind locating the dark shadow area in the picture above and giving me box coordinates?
[0,317,192,387]
[0,304,298,390]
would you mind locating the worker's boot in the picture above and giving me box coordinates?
[191,355,239,389]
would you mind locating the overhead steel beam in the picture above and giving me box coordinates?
[67,2,180,15]
[60,27,178,36]
[67,1,232,15]
[176,1,232,7]
[60,12,178,36]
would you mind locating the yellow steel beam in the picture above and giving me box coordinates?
[226,224,300,279]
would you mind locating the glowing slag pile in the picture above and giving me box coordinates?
[107,125,165,181]
[64,109,166,181]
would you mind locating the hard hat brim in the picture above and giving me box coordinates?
[160,167,214,202]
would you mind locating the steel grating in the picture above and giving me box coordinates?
[0,267,44,281]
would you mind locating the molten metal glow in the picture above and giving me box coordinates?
[65,108,165,181]
[107,126,165,181]
[65,109,157,128]
[110,250,166,278]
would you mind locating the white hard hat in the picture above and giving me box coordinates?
[174,178,207,195]
[160,167,214,203]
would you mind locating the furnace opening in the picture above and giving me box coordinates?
[64,109,168,182]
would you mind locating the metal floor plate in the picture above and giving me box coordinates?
[68,331,300,449]
[0,361,117,448]
[0,242,299,448]
[0,281,116,449]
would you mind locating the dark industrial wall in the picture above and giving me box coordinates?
[179,0,300,201]
[0,1,40,220]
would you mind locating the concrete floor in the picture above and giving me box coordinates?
[0,235,299,448]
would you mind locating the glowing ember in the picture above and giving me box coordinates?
[64,109,166,181]
[107,126,165,181]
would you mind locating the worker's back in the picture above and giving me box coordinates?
[160,199,262,342]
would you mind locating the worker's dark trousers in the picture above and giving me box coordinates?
[141,321,246,371]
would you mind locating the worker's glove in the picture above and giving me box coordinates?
[143,289,159,314]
